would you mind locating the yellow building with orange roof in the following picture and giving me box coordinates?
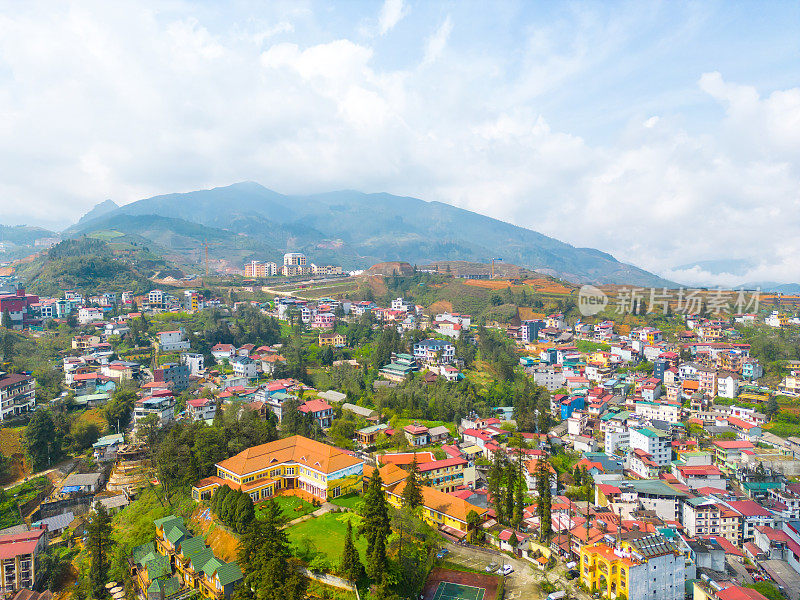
[191,435,363,503]
[384,479,487,538]
[580,533,684,600]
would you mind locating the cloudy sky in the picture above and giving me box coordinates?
[1,0,799,285]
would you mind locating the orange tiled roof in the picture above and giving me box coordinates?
[216,435,362,476]
[388,480,486,523]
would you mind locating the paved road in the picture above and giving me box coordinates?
[1,460,72,491]
[442,543,591,600]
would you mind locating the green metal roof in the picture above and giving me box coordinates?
[146,554,172,581]
[154,515,183,529]
[635,427,668,439]
[177,536,206,559]
[201,557,225,579]
[163,520,191,545]
[215,562,243,586]
[132,541,156,566]
[189,547,215,572]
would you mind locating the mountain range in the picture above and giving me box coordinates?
[64,182,675,286]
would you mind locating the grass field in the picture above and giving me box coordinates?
[329,493,362,510]
[263,494,316,520]
[86,229,124,240]
[286,511,397,565]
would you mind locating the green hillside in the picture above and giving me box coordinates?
[16,238,168,296]
[69,182,675,286]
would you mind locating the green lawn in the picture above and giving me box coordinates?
[261,495,316,521]
[330,493,362,510]
[286,511,396,566]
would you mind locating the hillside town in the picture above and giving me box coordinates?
[1,259,800,600]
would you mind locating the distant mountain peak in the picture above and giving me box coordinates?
[77,199,119,225]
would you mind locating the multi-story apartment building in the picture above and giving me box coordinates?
[281,253,308,277]
[186,398,216,422]
[712,439,754,475]
[633,400,680,423]
[716,371,740,399]
[0,373,36,421]
[413,339,455,366]
[416,457,472,493]
[152,363,190,391]
[156,329,190,352]
[629,427,671,466]
[148,289,164,307]
[696,365,717,397]
[682,498,742,546]
[180,352,205,377]
[580,533,684,600]
[0,528,47,596]
[134,395,175,428]
[244,260,278,277]
[192,436,364,503]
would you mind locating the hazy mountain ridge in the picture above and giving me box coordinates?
[69,182,676,286]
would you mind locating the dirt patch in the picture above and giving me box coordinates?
[428,300,453,314]
[189,506,241,562]
[423,567,500,600]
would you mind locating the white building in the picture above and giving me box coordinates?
[77,307,104,325]
[148,289,164,306]
[181,352,205,376]
[156,329,191,352]
[634,401,680,424]
[604,425,630,456]
[629,426,671,466]
[716,371,740,399]
[231,356,258,379]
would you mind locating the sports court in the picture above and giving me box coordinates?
[431,581,486,600]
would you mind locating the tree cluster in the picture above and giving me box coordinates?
[210,485,256,535]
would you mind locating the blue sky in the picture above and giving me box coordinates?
[0,0,798,284]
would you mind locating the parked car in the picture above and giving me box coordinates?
[436,548,449,559]
[485,563,499,573]
[499,564,514,576]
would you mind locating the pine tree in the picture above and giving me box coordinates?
[87,505,113,600]
[487,451,506,525]
[367,534,388,582]
[503,460,516,525]
[1,310,11,329]
[359,470,390,580]
[401,453,423,509]
[340,520,365,582]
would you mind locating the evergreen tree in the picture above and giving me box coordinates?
[536,459,553,541]
[87,505,113,600]
[234,492,255,534]
[1,310,11,329]
[339,520,365,582]
[487,451,507,525]
[359,470,390,580]
[401,453,423,509]
[503,460,516,525]
[2,331,13,362]
[367,534,388,583]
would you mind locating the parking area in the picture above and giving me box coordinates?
[442,543,591,600]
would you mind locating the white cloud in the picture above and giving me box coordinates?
[377,0,408,35]
[0,2,797,286]
[423,15,452,65]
